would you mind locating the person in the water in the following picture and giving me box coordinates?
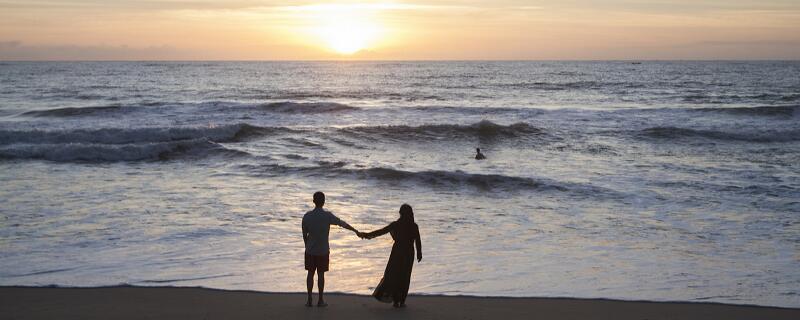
[475,148,486,160]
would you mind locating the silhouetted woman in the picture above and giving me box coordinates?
[361,204,422,307]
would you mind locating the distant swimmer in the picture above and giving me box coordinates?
[475,148,486,160]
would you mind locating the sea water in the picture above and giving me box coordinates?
[0,61,798,307]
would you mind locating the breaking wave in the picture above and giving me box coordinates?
[0,123,280,146]
[0,140,247,162]
[0,123,284,162]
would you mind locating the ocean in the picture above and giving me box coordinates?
[0,61,798,307]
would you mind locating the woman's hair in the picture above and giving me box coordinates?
[399,204,414,223]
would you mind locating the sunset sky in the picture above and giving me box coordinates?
[1,0,799,60]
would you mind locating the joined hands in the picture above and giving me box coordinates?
[356,231,371,239]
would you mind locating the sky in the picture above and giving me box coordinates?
[1,0,799,60]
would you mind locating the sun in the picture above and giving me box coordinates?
[297,4,384,55]
[319,21,377,55]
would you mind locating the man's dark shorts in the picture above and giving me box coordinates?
[305,254,330,272]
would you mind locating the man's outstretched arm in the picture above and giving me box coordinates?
[339,220,359,234]
[330,213,360,236]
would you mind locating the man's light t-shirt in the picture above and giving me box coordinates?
[302,207,346,256]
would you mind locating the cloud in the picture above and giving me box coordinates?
[0,40,22,49]
[695,40,800,47]
[0,41,189,60]
[0,0,280,11]
[0,40,335,60]
[275,2,477,12]
[0,1,493,13]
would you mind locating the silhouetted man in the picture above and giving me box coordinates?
[475,148,486,160]
[302,191,360,307]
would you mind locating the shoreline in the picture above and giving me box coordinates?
[2,286,798,320]
[1,284,797,310]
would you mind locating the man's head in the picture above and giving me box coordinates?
[313,191,325,207]
[476,148,481,153]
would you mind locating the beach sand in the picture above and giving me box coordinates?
[1,286,798,319]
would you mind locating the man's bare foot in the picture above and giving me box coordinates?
[317,301,328,307]
[305,298,313,307]
[398,302,407,308]
[392,302,400,308]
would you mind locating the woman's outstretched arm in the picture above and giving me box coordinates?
[415,225,422,262]
[362,223,393,239]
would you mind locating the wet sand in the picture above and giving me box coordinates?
[1,286,797,320]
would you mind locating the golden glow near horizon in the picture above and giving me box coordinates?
[0,1,799,60]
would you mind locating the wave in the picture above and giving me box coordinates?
[16,101,360,118]
[693,105,799,117]
[0,139,248,162]
[241,162,613,196]
[243,90,445,102]
[640,126,800,143]
[27,102,799,123]
[406,105,533,115]
[0,123,280,146]
[497,81,601,91]
[347,167,567,191]
[257,101,358,113]
[21,105,127,117]
[341,120,544,141]
[0,123,285,162]
[682,93,800,104]
[779,94,800,102]
[0,121,546,161]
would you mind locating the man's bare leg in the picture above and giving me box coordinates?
[317,269,327,307]
[306,269,315,307]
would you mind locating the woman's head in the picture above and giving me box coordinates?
[399,204,414,222]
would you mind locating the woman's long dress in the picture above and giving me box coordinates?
[365,220,421,303]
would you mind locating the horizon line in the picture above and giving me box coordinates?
[2,59,800,62]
